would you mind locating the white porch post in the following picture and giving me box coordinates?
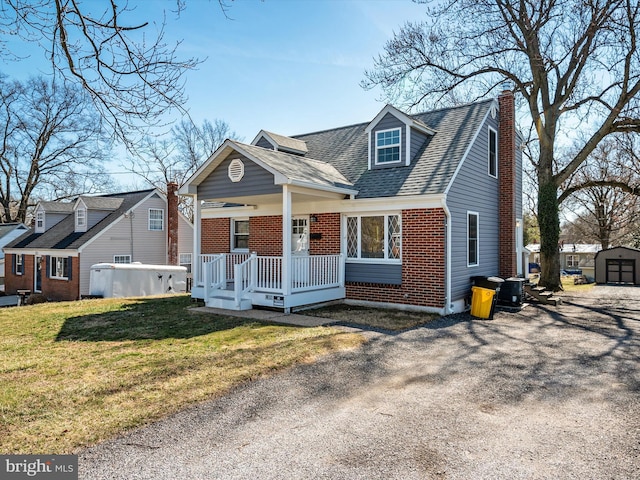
[193,195,202,285]
[282,185,292,304]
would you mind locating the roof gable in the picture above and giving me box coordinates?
[251,130,308,155]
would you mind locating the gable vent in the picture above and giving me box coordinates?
[228,159,245,182]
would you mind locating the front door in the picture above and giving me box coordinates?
[34,255,42,292]
[291,216,309,287]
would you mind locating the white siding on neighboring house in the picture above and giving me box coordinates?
[178,214,194,263]
[78,194,169,295]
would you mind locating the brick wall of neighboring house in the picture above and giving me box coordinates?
[40,255,80,301]
[346,208,447,309]
[4,254,34,293]
[309,213,341,255]
[201,218,230,254]
[249,216,283,256]
[4,254,80,301]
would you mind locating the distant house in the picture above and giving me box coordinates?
[3,185,193,301]
[0,223,29,289]
[180,89,524,313]
[526,243,602,277]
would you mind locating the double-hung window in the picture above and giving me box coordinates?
[149,208,164,231]
[346,214,401,261]
[35,211,45,232]
[15,254,24,275]
[468,212,479,266]
[488,127,498,178]
[232,219,249,251]
[113,255,131,264]
[375,128,401,164]
[76,207,86,230]
[566,255,578,268]
[180,253,192,273]
[50,256,70,279]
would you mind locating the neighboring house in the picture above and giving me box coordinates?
[527,243,602,278]
[180,89,523,313]
[3,185,193,301]
[0,223,29,288]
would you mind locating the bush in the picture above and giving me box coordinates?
[26,293,48,305]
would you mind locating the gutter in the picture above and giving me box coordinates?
[441,197,452,315]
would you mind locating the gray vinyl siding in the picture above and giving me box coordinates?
[345,263,402,285]
[198,155,280,200]
[178,215,194,260]
[78,195,169,296]
[87,210,110,230]
[45,213,68,230]
[446,113,500,303]
[255,136,274,149]
[516,140,523,219]
[371,113,406,169]
[410,128,428,162]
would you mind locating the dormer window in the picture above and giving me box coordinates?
[75,207,86,231]
[375,128,401,164]
[35,211,44,233]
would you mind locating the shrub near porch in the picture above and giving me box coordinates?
[0,295,364,454]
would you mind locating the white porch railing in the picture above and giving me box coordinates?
[199,253,344,302]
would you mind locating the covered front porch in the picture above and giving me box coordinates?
[191,252,345,311]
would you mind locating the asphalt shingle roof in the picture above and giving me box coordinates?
[293,99,494,198]
[6,190,155,251]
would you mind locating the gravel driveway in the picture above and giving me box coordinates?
[79,286,640,479]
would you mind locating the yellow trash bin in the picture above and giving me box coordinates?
[470,286,496,319]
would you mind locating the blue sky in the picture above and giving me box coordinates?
[3,0,430,174]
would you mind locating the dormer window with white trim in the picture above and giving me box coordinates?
[375,128,401,164]
[35,211,44,233]
[75,206,87,231]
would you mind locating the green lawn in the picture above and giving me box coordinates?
[0,295,364,454]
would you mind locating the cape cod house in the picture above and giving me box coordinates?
[3,185,193,301]
[181,89,524,314]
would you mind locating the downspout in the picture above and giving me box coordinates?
[441,197,452,315]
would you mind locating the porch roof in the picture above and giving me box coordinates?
[180,140,358,197]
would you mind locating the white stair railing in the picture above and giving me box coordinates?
[234,253,257,308]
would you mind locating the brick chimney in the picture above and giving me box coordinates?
[167,182,179,266]
[498,88,517,278]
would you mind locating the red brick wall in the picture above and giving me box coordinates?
[4,254,33,293]
[249,216,282,255]
[498,89,517,277]
[201,218,230,254]
[5,254,79,301]
[41,255,80,301]
[346,208,447,309]
[309,213,340,255]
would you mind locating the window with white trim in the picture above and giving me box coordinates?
[15,254,24,275]
[468,212,479,266]
[488,127,498,178]
[566,255,578,268]
[50,256,70,279]
[375,128,401,164]
[36,211,45,232]
[148,208,164,231]
[346,214,401,261]
[232,219,249,251]
[180,253,192,273]
[114,255,131,264]
[76,207,86,230]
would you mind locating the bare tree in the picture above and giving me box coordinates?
[561,138,640,249]
[363,0,640,290]
[0,1,234,146]
[0,73,113,223]
[127,118,240,217]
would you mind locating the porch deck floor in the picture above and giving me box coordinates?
[190,306,334,327]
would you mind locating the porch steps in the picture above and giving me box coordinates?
[206,289,252,311]
[524,284,561,306]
